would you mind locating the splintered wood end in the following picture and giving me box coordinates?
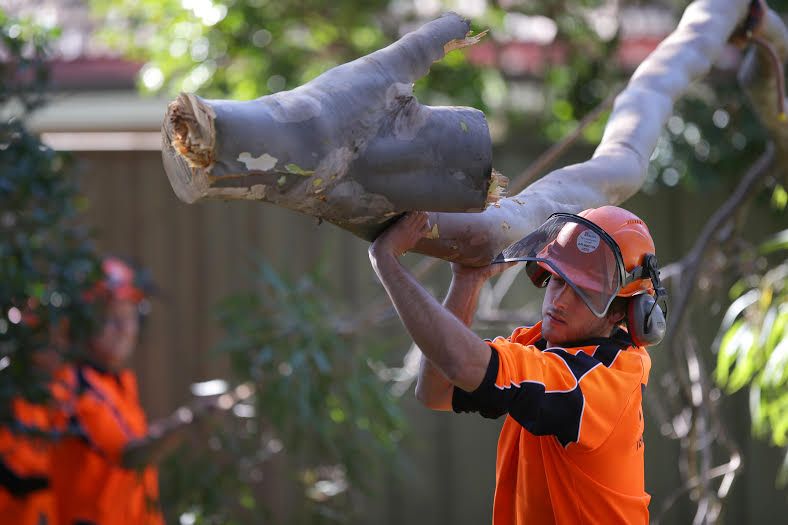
[486,169,508,206]
[444,29,489,54]
[166,93,216,168]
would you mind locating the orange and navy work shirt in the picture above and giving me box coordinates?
[50,365,164,525]
[452,322,651,525]
[0,397,59,525]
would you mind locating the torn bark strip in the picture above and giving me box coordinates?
[161,12,495,241]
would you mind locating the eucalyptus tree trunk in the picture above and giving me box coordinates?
[161,13,498,241]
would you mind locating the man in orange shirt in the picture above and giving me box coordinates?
[369,206,667,524]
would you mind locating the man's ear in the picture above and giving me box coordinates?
[606,297,628,326]
[607,310,625,326]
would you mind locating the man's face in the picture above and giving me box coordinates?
[90,299,139,370]
[541,275,619,346]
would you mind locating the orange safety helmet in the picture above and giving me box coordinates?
[494,206,667,345]
[575,206,656,298]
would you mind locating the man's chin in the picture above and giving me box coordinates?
[542,322,564,345]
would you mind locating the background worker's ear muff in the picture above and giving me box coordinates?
[627,293,667,347]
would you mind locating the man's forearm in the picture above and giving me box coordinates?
[370,251,490,392]
[122,409,198,470]
[416,274,487,408]
[444,275,486,325]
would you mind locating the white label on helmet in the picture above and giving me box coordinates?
[577,230,601,253]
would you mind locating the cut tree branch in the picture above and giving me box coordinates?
[161,13,496,241]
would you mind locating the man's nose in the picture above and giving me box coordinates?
[553,281,575,309]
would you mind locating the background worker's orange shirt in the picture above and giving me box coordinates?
[50,365,164,525]
[453,322,651,525]
[0,397,58,525]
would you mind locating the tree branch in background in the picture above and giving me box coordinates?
[664,142,775,351]
[123,382,254,470]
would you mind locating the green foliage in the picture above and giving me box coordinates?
[0,12,101,414]
[87,0,621,142]
[0,9,55,112]
[160,264,404,524]
[89,0,392,99]
[715,229,788,479]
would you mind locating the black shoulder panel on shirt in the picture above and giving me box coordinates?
[592,343,622,368]
[76,366,91,394]
[0,456,49,497]
[544,348,599,380]
[451,333,634,446]
[592,334,631,368]
[510,387,584,447]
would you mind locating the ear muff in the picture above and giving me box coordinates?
[525,261,551,288]
[626,293,667,347]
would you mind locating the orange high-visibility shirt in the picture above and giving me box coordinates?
[453,322,651,525]
[51,365,164,525]
[0,397,58,525]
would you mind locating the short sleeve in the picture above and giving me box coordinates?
[452,346,507,419]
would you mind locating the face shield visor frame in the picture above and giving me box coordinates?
[492,213,634,318]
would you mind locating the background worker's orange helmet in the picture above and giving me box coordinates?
[84,257,150,305]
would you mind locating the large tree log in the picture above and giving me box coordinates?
[161,13,497,241]
[415,0,754,265]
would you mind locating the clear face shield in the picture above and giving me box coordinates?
[493,213,628,318]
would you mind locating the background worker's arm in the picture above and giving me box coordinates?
[369,213,502,393]
[416,263,513,410]
[121,397,219,470]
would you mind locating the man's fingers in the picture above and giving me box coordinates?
[404,211,429,232]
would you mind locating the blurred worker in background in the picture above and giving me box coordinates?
[51,257,219,525]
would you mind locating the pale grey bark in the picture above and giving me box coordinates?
[161,13,495,241]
